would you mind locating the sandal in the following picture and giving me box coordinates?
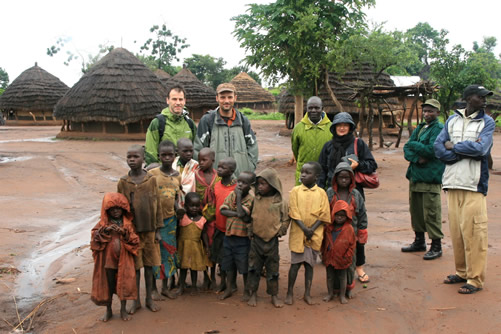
[458,284,482,294]
[443,274,467,284]
[358,273,370,283]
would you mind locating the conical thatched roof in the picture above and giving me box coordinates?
[230,72,275,103]
[169,67,217,109]
[54,48,168,123]
[154,69,171,88]
[0,63,69,112]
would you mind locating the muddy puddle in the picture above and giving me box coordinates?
[15,213,98,307]
[0,136,56,144]
[0,156,33,164]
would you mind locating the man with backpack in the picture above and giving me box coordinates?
[194,83,258,177]
[145,84,196,166]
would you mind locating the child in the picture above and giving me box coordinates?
[175,137,199,206]
[326,161,368,294]
[285,161,331,306]
[91,192,139,322]
[211,157,238,293]
[219,170,255,300]
[149,140,182,298]
[117,145,162,314]
[321,200,356,304]
[176,192,210,295]
[247,168,289,308]
[194,147,221,290]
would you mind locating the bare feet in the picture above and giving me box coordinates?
[202,278,210,291]
[304,294,313,305]
[161,288,178,299]
[100,307,112,322]
[127,300,141,315]
[340,295,348,304]
[152,289,165,301]
[271,295,284,308]
[209,280,217,291]
[346,290,353,299]
[247,293,257,307]
[120,308,132,321]
[284,292,293,305]
[219,288,233,300]
[323,293,334,302]
[146,298,160,312]
[215,283,226,293]
[241,290,251,302]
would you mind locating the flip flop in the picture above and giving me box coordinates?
[358,273,370,283]
[458,283,482,294]
[443,274,467,284]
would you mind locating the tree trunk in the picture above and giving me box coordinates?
[367,99,374,151]
[377,100,384,148]
[294,95,303,126]
[407,97,418,136]
[396,96,407,148]
[359,95,366,138]
[325,69,344,113]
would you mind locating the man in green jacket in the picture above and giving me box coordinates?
[145,84,196,166]
[291,96,332,185]
[402,99,445,260]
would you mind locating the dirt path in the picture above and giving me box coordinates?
[1,121,500,333]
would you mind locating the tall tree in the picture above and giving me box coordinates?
[0,67,9,89]
[233,0,374,124]
[139,24,189,74]
[184,54,227,88]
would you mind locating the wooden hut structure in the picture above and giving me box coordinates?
[0,63,68,125]
[154,69,172,88]
[168,66,218,120]
[230,72,276,111]
[54,48,168,139]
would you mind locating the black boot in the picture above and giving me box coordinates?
[401,232,426,252]
[423,239,442,260]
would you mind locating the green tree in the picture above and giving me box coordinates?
[233,0,374,124]
[404,22,444,78]
[0,67,9,89]
[139,24,189,74]
[184,54,227,88]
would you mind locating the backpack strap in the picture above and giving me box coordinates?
[354,137,359,156]
[156,114,166,140]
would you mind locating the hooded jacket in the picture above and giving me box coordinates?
[91,193,139,305]
[250,168,290,241]
[404,118,445,184]
[434,109,495,195]
[318,112,377,190]
[291,112,332,185]
[326,162,368,243]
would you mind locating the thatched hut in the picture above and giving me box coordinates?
[230,72,276,111]
[0,63,68,125]
[168,66,218,120]
[54,48,168,139]
[154,69,172,88]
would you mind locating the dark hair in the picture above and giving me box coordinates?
[199,147,215,160]
[185,192,201,205]
[127,144,145,157]
[158,139,175,152]
[304,161,322,176]
[219,157,237,173]
[239,171,256,184]
[168,84,186,99]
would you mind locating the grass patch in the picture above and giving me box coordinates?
[240,108,285,120]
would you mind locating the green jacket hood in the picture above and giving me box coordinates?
[300,112,330,127]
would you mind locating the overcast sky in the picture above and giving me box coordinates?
[1,0,499,87]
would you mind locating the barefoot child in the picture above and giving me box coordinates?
[321,200,356,304]
[326,161,368,295]
[149,140,182,299]
[175,138,199,206]
[194,148,221,289]
[247,168,289,308]
[220,171,255,301]
[117,145,162,314]
[176,192,210,295]
[285,161,331,306]
[91,192,139,322]
[211,157,237,293]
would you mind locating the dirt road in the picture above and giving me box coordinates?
[1,121,500,333]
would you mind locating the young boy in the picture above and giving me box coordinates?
[220,170,255,300]
[211,157,238,293]
[326,161,368,293]
[91,192,139,322]
[149,140,182,298]
[285,161,331,306]
[175,137,199,206]
[247,168,289,308]
[117,145,163,313]
[321,200,356,304]
[195,147,221,290]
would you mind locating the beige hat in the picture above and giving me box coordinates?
[421,99,441,110]
[216,83,236,94]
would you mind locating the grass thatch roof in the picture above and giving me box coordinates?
[154,69,171,87]
[230,72,275,104]
[0,63,69,112]
[169,67,218,110]
[54,48,168,124]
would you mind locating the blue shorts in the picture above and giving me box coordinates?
[221,235,250,274]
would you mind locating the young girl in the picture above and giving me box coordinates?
[321,200,356,304]
[91,192,139,322]
[176,192,210,295]
[285,162,331,306]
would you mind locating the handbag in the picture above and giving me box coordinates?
[353,138,380,189]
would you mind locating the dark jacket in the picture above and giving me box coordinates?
[404,119,445,184]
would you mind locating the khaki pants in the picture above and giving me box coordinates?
[447,189,488,288]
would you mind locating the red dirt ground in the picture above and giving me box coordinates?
[1,120,500,334]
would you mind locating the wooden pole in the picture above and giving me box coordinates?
[294,95,304,126]
[377,100,384,148]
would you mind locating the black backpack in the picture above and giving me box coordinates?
[156,113,195,139]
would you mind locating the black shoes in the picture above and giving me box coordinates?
[423,239,442,260]
[401,232,426,252]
